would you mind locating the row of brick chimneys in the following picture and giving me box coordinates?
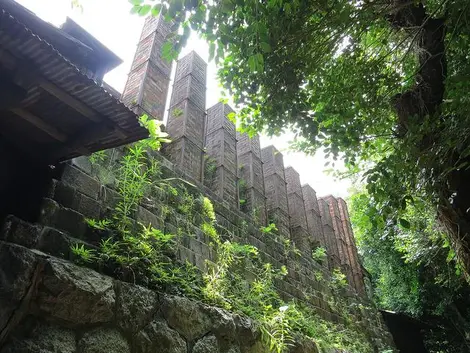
[120,15,366,297]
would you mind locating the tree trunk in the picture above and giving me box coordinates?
[439,167,470,278]
[387,2,470,276]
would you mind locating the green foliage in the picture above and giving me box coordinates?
[89,150,107,165]
[203,156,217,186]
[238,178,248,211]
[260,223,278,235]
[70,115,391,353]
[260,305,294,353]
[349,187,470,351]
[73,116,201,294]
[85,218,111,231]
[171,107,183,118]
[70,243,96,264]
[201,222,218,244]
[311,247,327,265]
[202,196,216,222]
[330,268,348,290]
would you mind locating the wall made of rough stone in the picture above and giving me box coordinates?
[0,240,321,353]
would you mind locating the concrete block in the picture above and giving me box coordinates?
[206,103,236,138]
[61,165,100,200]
[261,145,285,178]
[236,132,261,158]
[264,173,289,214]
[167,100,206,148]
[238,152,264,192]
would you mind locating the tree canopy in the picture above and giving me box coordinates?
[129,0,470,274]
[349,187,470,352]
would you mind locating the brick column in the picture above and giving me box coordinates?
[285,167,310,255]
[163,51,207,181]
[203,102,238,208]
[261,146,290,238]
[302,184,329,268]
[318,198,341,270]
[322,196,355,289]
[122,14,174,119]
[337,198,366,296]
[237,132,267,224]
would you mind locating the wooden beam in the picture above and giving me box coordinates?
[10,108,68,142]
[38,79,128,139]
[38,79,101,122]
[49,122,116,161]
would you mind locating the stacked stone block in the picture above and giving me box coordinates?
[122,14,174,119]
[203,103,238,208]
[302,184,329,268]
[285,167,310,256]
[237,132,267,224]
[318,198,341,270]
[323,196,355,287]
[338,198,366,296]
[164,51,207,181]
[261,146,290,238]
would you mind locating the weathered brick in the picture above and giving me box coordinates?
[238,152,264,192]
[285,167,303,196]
[261,145,286,178]
[167,100,206,148]
[61,165,100,200]
[122,13,173,119]
[236,132,261,158]
[170,74,206,111]
[163,137,204,181]
[240,187,267,225]
[206,103,236,138]
[205,128,237,174]
[287,192,308,230]
[264,173,289,214]
[174,51,206,85]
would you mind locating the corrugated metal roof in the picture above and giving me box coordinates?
[0,6,148,161]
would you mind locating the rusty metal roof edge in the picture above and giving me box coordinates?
[0,8,140,127]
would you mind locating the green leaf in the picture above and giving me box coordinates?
[399,218,411,229]
[227,112,236,123]
[151,4,162,16]
[248,55,257,72]
[128,0,144,5]
[260,42,272,53]
[209,42,216,61]
[161,41,177,61]
[138,4,151,16]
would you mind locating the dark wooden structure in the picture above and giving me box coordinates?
[0,0,147,162]
[0,0,147,220]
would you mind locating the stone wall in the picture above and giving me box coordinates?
[0,240,316,353]
[0,151,394,351]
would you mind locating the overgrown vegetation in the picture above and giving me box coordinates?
[350,187,470,352]
[71,117,391,353]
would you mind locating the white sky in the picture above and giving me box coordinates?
[16,0,351,197]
